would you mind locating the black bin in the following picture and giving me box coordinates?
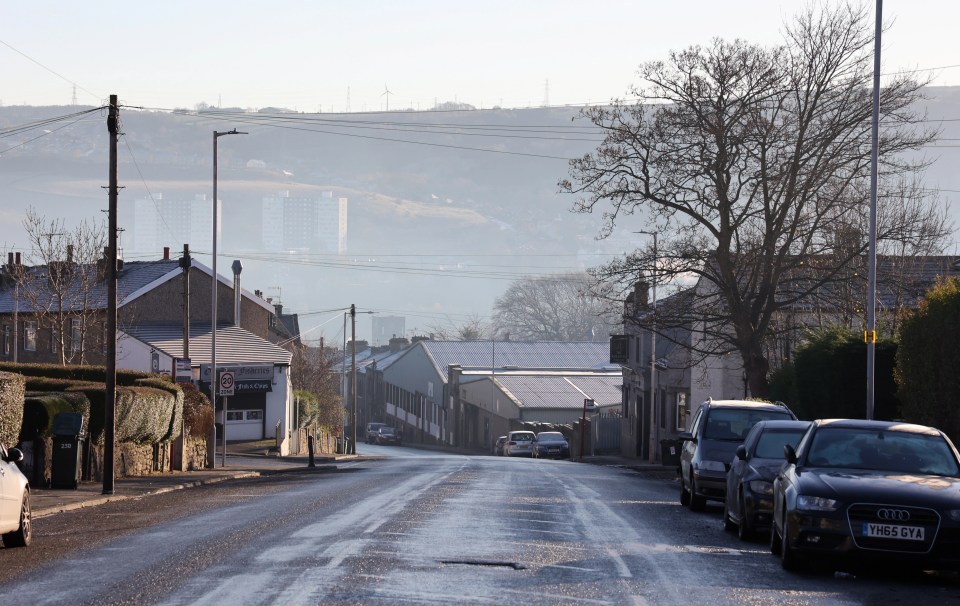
[51,412,86,489]
[660,438,681,467]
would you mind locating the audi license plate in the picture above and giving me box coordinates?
[862,523,925,541]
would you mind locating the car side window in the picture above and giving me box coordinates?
[690,407,704,436]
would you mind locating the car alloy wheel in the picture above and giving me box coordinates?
[723,500,736,532]
[737,491,752,541]
[689,476,706,512]
[2,492,31,548]
[780,517,803,571]
[769,520,782,555]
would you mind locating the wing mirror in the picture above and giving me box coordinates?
[678,431,695,443]
[5,448,24,464]
[736,445,747,461]
[784,443,798,465]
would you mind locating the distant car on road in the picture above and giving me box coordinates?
[0,443,31,548]
[723,420,811,540]
[771,418,960,571]
[493,436,507,456]
[504,431,535,457]
[375,426,402,446]
[679,399,797,511]
[533,432,570,459]
[365,422,387,444]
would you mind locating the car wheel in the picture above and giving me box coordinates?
[770,518,782,555]
[780,518,803,571]
[689,476,706,512]
[722,500,736,532]
[680,476,691,507]
[2,492,32,548]
[737,491,752,541]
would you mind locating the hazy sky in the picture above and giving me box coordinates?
[3,1,960,112]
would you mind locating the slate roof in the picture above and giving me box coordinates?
[493,373,622,410]
[416,340,615,376]
[121,324,292,366]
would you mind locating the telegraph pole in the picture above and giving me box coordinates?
[180,244,191,358]
[103,94,119,495]
[350,303,357,454]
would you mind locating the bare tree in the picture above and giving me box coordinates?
[561,4,949,397]
[492,273,620,341]
[427,314,491,341]
[14,208,108,364]
[290,343,346,431]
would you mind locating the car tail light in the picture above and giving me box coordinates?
[508,441,516,445]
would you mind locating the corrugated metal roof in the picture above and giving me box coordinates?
[494,374,622,409]
[419,340,614,375]
[122,324,292,366]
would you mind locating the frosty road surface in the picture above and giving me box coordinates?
[1,444,958,604]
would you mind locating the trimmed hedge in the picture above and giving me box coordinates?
[0,372,26,446]
[21,394,75,439]
[0,362,153,386]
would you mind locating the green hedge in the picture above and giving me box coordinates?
[21,394,76,439]
[0,362,153,386]
[0,372,26,446]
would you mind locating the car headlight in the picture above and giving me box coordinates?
[796,495,839,512]
[699,460,726,472]
[748,480,773,495]
[947,510,960,522]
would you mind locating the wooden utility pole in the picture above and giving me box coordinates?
[103,94,119,495]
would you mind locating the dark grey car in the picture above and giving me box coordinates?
[679,399,797,512]
[723,420,811,540]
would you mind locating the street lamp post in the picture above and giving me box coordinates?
[212,129,245,468]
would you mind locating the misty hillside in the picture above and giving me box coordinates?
[2,93,958,340]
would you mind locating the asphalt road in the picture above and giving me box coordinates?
[0,444,958,605]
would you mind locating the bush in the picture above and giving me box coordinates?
[181,382,213,438]
[0,372,25,446]
[0,362,153,386]
[896,277,960,443]
[20,394,76,440]
[785,327,899,421]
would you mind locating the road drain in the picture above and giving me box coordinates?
[440,559,527,570]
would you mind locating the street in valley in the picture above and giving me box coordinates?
[0,445,958,605]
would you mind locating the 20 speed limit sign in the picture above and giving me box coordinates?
[218,371,235,396]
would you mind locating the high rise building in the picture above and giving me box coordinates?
[371,316,406,346]
[261,191,348,253]
[130,194,217,258]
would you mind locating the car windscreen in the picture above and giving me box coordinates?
[806,427,960,476]
[703,409,793,441]
[753,428,808,459]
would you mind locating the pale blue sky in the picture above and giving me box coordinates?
[3,1,959,111]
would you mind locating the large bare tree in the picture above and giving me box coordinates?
[561,3,950,397]
[491,273,620,341]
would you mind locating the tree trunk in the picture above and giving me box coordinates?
[744,348,770,400]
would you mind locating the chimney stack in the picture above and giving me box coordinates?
[163,246,170,260]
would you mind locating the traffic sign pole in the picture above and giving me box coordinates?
[218,371,235,467]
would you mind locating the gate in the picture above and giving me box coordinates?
[593,414,622,454]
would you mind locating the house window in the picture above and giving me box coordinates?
[70,319,81,352]
[676,393,688,431]
[23,321,37,352]
[51,327,58,354]
[2,325,9,355]
[246,410,263,421]
[226,411,244,422]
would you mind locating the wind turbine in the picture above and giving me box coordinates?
[381,84,392,111]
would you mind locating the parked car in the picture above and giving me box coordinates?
[723,420,812,540]
[771,419,960,571]
[533,432,570,459]
[679,399,797,511]
[365,422,387,444]
[493,436,507,456]
[504,431,536,457]
[0,444,31,547]
[375,426,402,446]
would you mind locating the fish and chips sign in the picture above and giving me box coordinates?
[200,364,274,393]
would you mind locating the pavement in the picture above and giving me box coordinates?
[30,444,677,519]
[31,442,364,519]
